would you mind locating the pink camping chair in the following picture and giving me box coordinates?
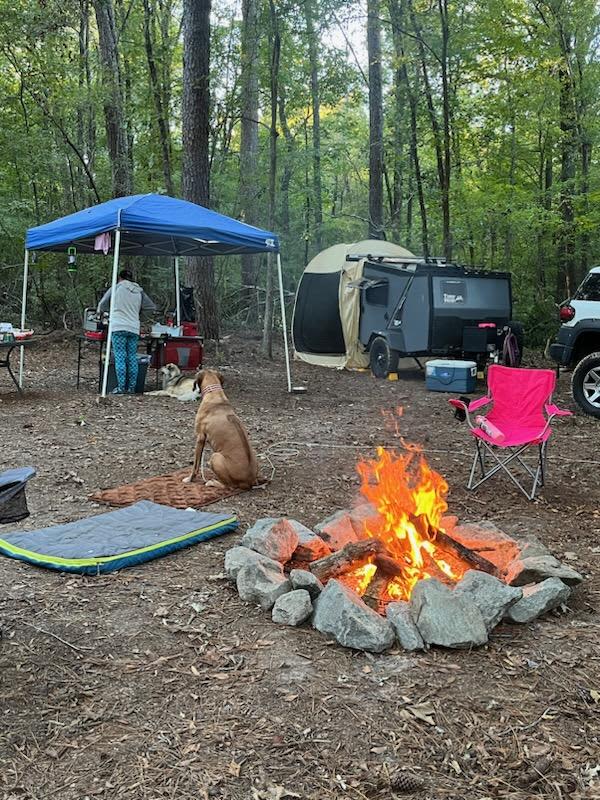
[449,365,572,500]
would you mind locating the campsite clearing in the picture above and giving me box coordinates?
[0,334,598,800]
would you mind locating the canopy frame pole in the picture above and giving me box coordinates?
[174,256,181,328]
[276,252,292,393]
[18,249,29,388]
[100,228,122,397]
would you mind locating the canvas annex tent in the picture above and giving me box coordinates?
[20,194,293,394]
[292,240,414,369]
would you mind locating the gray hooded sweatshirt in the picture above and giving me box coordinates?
[98,280,156,335]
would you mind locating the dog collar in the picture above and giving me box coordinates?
[201,383,222,397]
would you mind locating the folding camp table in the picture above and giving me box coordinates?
[0,338,33,393]
[76,333,203,390]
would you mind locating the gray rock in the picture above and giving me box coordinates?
[314,504,379,550]
[505,578,571,623]
[289,569,324,600]
[289,521,332,561]
[515,535,552,559]
[386,601,425,651]
[224,546,280,581]
[504,555,583,587]
[410,578,488,649]
[272,590,313,626]
[450,521,520,571]
[312,580,395,653]
[454,570,523,630]
[236,560,291,611]
[314,510,359,550]
[241,518,299,563]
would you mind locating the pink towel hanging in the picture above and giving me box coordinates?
[94,232,111,255]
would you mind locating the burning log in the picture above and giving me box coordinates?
[421,549,454,586]
[309,539,384,582]
[436,530,499,578]
[411,512,499,578]
[362,554,406,612]
[362,571,390,612]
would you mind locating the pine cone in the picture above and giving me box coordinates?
[389,770,425,794]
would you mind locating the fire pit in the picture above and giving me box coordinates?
[225,446,583,653]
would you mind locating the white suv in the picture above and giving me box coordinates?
[550,265,600,417]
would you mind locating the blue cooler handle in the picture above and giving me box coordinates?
[437,368,455,385]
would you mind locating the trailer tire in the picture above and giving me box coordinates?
[369,337,399,378]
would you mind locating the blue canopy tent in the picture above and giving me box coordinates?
[21,194,292,394]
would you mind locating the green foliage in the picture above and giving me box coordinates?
[0,0,599,343]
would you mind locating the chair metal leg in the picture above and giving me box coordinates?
[467,441,547,501]
[468,441,483,489]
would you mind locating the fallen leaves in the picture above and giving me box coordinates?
[251,786,300,800]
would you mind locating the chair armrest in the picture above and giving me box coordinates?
[545,403,573,418]
[449,396,490,428]
[468,395,492,412]
[448,398,467,411]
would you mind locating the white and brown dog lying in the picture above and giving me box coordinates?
[146,364,199,401]
[183,369,258,490]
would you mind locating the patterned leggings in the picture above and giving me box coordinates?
[112,331,139,392]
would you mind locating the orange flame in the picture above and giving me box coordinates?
[350,443,467,602]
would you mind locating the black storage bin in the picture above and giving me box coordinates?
[105,355,151,394]
[0,468,36,524]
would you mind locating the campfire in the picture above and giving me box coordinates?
[308,444,499,614]
[225,423,583,653]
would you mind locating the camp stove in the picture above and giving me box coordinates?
[83,308,107,341]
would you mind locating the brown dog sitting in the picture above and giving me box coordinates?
[183,369,259,489]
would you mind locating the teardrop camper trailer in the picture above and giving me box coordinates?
[292,240,415,370]
[292,248,522,377]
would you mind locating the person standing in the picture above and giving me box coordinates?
[98,270,156,394]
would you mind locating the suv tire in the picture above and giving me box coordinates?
[369,336,399,378]
[572,351,600,417]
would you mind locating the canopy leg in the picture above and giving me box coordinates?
[100,229,122,397]
[18,249,29,389]
[175,256,181,328]
[277,253,292,393]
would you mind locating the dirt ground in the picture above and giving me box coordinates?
[0,334,598,800]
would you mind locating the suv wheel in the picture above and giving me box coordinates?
[572,351,600,417]
[369,337,399,378]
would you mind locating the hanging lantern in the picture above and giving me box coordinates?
[67,246,77,273]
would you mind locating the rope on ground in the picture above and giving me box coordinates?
[258,440,597,471]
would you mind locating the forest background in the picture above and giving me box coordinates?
[0,0,598,346]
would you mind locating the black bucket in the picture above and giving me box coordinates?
[0,467,36,525]
[0,486,29,524]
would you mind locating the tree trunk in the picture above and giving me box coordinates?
[556,56,577,301]
[305,0,323,252]
[239,0,260,315]
[408,0,448,257]
[367,0,384,239]
[503,105,516,271]
[579,136,591,282]
[278,88,294,242]
[143,0,174,195]
[536,129,552,294]
[438,0,452,260]
[92,0,132,197]
[389,0,429,256]
[261,0,280,357]
[182,0,219,339]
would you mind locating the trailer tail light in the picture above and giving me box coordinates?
[559,305,575,322]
